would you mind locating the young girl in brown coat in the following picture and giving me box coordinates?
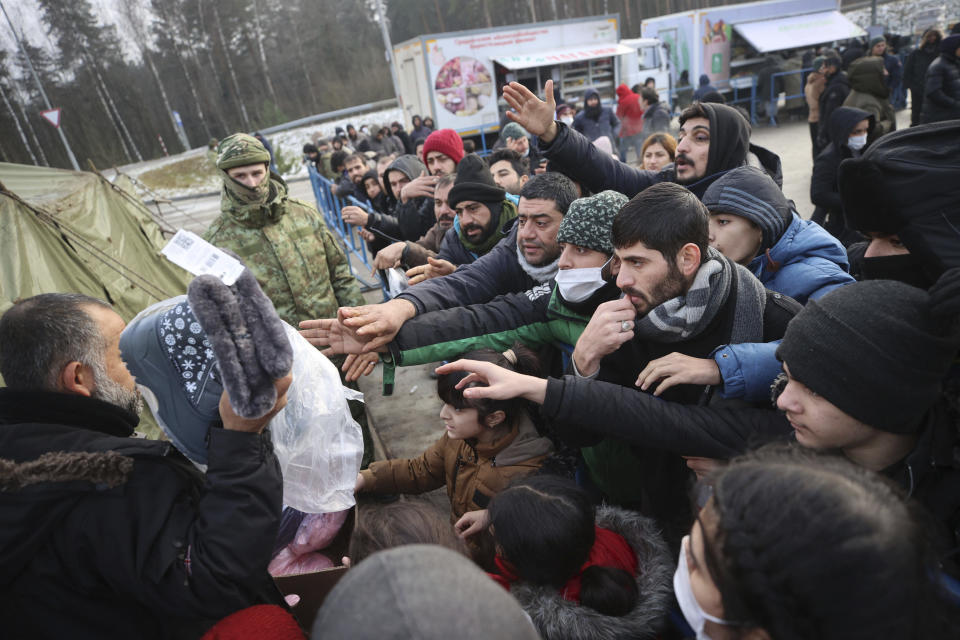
[355,345,553,524]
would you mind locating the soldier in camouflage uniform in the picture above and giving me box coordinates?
[205,133,376,465]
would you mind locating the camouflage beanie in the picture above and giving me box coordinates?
[556,190,627,255]
[217,133,271,171]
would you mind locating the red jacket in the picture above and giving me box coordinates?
[615,84,645,137]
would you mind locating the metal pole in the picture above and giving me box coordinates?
[0,0,80,170]
[871,0,877,27]
[374,0,401,107]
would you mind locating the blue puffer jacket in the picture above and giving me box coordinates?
[703,167,854,402]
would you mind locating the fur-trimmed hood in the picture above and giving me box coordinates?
[509,505,674,640]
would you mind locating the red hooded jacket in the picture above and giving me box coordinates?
[615,84,645,137]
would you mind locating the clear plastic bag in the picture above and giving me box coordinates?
[268,324,364,513]
[386,267,410,297]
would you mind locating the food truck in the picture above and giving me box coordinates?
[393,15,639,140]
[640,0,865,90]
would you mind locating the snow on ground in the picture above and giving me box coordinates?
[845,0,959,33]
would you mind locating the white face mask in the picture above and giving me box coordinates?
[559,115,574,126]
[847,134,867,150]
[554,259,610,303]
[674,535,733,640]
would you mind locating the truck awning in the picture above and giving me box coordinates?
[734,11,866,53]
[493,43,634,70]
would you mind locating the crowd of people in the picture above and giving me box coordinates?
[2,22,960,640]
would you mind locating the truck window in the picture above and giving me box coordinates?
[638,46,660,71]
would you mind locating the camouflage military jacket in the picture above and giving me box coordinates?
[204,176,364,326]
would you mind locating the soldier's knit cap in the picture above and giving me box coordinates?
[501,122,529,141]
[422,129,465,165]
[217,133,271,171]
[701,166,793,252]
[776,268,960,433]
[556,190,628,255]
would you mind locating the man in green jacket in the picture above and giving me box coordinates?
[205,133,376,464]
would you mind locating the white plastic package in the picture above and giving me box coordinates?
[386,267,410,297]
[267,323,364,513]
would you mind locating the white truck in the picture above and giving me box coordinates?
[394,15,661,142]
[640,0,865,93]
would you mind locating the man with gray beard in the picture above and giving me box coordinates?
[0,293,290,638]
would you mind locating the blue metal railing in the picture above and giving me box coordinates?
[769,67,813,126]
[306,164,389,297]
[727,75,758,125]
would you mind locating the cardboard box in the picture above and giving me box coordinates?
[274,507,355,632]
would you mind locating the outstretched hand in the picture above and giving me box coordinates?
[434,359,548,404]
[502,79,559,143]
[406,256,455,285]
[339,299,417,352]
[342,352,379,382]
[635,352,722,396]
[298,316,373,356]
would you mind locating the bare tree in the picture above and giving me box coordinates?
[0,79,38,165]
[210,0,251,130]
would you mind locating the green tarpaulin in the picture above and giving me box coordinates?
[0,162,192,438]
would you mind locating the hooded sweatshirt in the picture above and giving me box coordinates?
[615,84,645,137]
[843,56,896,139]
[811,106,874,234]
[693,74,718,100]
[538,102,782,201]
[366,154,436,243]
[572,88,619,143]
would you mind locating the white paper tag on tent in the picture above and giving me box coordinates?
[162,230,244,286]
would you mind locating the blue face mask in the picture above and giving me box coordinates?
[847,134,867,151]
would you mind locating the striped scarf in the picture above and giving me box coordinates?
[633,248,766,344]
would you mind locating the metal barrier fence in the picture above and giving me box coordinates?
[728,75,758,124]
[306,164,389,298]
[769,67,814,126]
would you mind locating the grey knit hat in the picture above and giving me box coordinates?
[313,545,541,639]
[501,122,529,141]
[701,166,793,252]
[556,190,628,255]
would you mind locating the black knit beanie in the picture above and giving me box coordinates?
[776,269,960,433]
[448,154,505,208]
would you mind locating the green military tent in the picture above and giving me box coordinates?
[0,162,192,437]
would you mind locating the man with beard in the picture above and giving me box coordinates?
[489,148,530,194]
[332,152,369,199]
[401,155,519,285]
[439,183,798,549]
[370,173,458,271]
[503,80,781,200]
[0,293,291,637]
[299,173,578,353]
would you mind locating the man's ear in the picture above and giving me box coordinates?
[59,361,95,397]
[677,242,702,278]
[519,174,530,186]
[484,410,506,428]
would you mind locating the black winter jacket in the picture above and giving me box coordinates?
[810,107,873,244]
[396,218,535,315]
[921,52,960,124]
[367,155,436,243]
[542,376,960,575]
[555,280,799,547]
[904,42,940,92]
[817,71,851,148]
[539,103,782,201]
[0,390,285,639]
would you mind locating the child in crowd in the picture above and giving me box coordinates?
[485,475,673,640]
[677,446,956,639]
[346,499,466,567]
[355,344,553,528]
